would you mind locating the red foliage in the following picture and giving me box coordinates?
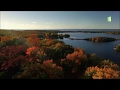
[1,55,27,71]
[0,45,27,59]
[0,45,28,71]
[0,52,4,57]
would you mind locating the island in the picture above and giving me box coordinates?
[69,36,120,42]
[58,34,70,39]
[85,37,118,42]
[114,44,120,51]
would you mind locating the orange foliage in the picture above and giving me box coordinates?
[26,46,39,56]
[46,39,53,45]
[85,66,120,79]
[41,60,63,79]
[60,48,88,76]
[66,48,87,62]
[43,60,53,64]
[0,36,11,42]
[26,34,40,46]
[42,60,59,69]
[55,42,62,47]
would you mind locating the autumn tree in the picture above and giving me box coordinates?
[0,45,28,78]
[26,46,39,56]
[40,40,74,61]
[100,60,120,71]
[0,36,11,42]
[84,60,120,79]
[88,53,103,67]
[13,60,64,79]
[0,37,26,50]
[26,46,47,63]
[26,34,40,47]
[45,39,54,46]
[61,48,88,79]
[85,66,120,79]
[0,52,6,66]
[41,60,64,79]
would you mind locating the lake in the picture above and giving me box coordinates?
[58,32,120,66]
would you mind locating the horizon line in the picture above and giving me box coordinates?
[0,28,120,30]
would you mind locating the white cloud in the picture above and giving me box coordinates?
[19,23,30,26]
[45,22,53,24]
[33,22,37,23]
[1,22,52,29]
[50,22,53,24]
[18,24,25,26]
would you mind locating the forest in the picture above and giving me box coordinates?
[0,30,120,79]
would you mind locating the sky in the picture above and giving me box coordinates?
[0,11,120,30]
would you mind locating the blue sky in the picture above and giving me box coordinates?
[0,11,120,29]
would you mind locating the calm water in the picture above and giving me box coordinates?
[59,33,120,66]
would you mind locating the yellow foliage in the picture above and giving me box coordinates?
[55,42,62,47]
[46,39,53,45]
[85,66,120,79]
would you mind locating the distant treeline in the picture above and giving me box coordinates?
[58,31,120,34]
[0,29,70,40]
[1,29,120,34]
